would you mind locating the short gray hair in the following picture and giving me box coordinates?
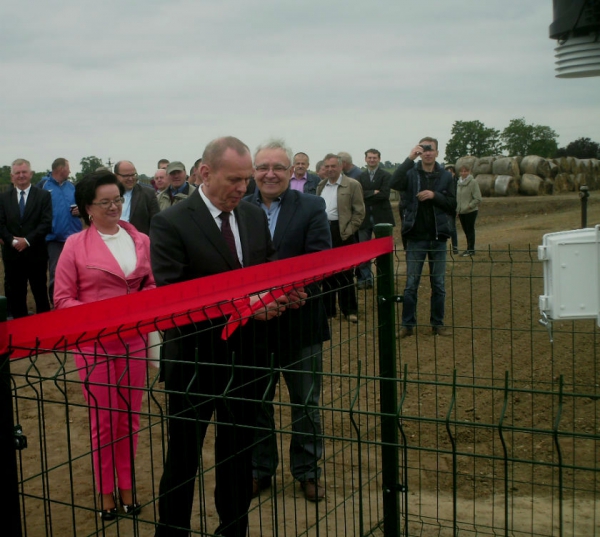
[323,153,342,165]
[12,158,31,169]
[337,151,353,165]
[254,138,293,166]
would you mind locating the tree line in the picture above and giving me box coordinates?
[445,117,600,164]
[2,123,598,186]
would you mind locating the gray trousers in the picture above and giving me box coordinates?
[252,343,323,482]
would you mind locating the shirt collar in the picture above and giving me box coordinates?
[199,184,227,220]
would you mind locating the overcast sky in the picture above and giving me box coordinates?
[1,0,598,176]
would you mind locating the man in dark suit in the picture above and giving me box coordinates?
[356,149,395,289]
[150,136,303,537]
[114,160,159,234]
[0,159,52,318]
[245,139,331,502]
[290,152,321,195]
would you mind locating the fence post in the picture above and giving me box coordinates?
[374,224,401,537]
[0,296,23,536]
[579,185,589,229]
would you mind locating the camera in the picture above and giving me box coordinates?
[420,144,433,152]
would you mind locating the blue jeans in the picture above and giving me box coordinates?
[357,226,374,283]
[402,240,447,327]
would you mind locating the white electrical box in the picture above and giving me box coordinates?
[538,225,600,326]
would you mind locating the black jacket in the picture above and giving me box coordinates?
[357,168,395,229]
[391,159,456,240]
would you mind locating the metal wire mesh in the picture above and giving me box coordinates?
[3,244,599,536]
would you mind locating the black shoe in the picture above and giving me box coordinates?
[119,492,142,516]
[98,494,118,521]
[460,251,470,257]
[252,476,272,498]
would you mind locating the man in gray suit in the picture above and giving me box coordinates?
[245,139,331,502]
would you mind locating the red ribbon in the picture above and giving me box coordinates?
[2,237,393,359]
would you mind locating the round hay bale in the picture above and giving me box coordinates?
[455,156,478,172]
[492,157,520,177]
[586,174,598,190]
[518,174,544,196]
[472,156,495,175]
[565,156,576,173]
[494,175,519,196]
[575,173,586,189]
[554,173,570,193]
[475,174,496,197]
[548,161,559,178]
[554,157,566,172]
[519,155,551,178]
[544,178,555,195]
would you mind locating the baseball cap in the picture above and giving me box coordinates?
[167,161,186,174]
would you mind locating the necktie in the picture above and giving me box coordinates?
[19,190,25,218]
[220,212,241,268]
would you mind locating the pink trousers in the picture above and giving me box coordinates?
[75,338,147,495]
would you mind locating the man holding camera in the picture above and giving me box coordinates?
[391,138,456,338]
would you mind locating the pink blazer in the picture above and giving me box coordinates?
[54,221,155,355]
[55,221,155,308]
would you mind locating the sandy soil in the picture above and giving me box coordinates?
[6,192,600,536]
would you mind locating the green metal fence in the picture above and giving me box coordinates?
[2,230,599,536]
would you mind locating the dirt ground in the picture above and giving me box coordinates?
[6,192,600,536]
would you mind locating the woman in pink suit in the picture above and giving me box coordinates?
[54,170,155,520]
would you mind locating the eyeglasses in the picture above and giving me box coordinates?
[91,197,124,209]
[117,173,138,179]
[254,164,291,174]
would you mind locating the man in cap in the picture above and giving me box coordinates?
[157,161,196,211]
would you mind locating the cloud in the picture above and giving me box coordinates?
[1,0,598,173]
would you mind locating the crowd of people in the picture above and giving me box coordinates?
[0,135,472,536]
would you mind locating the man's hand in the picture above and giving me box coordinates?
[250,287,308,321]
[417,190,435,202]
[284,287,307,310]
[12,237,28,252]
[409,145,425,160]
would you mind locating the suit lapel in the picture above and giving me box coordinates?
[129,185,139,218]
[11,189,20,219]
[235,204,251,267]
[272,191,296,250]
